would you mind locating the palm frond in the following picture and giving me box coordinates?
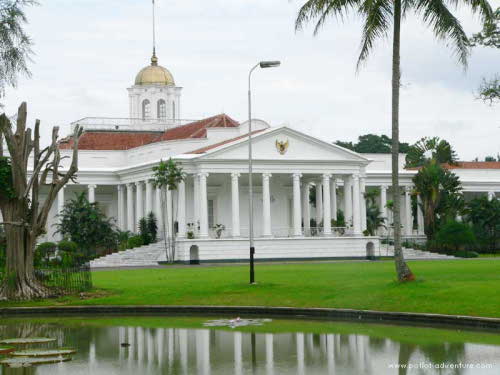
[295,0,360,34]
[356,0,392,70]
[415,0,470,67]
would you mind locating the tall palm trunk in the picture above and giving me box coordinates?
[391,0,414,281]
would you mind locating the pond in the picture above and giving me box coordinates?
[0,316,499,374]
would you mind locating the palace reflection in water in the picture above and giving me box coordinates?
[0,321,499,375]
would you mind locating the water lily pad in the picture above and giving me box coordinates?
[0,346,15,355]
[204,318,272,328]
[10,348,77,357]
[0,356,71,368]
[0,337,56,345]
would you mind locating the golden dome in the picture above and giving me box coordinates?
[134,54,175,86]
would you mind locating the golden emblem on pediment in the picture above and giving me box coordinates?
[275,139,289,155]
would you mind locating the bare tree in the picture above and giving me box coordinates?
[0,102,82,300]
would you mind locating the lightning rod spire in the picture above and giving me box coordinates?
[151,0,157,66]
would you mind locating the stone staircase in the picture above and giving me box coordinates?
[90,242,166,268]
[382,245,456,260]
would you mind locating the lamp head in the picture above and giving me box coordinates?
[259,61,281,69]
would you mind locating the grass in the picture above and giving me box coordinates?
[1,259,499,318]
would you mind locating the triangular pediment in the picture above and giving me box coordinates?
[194,127,369,163]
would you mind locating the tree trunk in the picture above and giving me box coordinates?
[391,0,415,282]
[0,203,49,300]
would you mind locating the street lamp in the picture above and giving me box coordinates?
[248,60,281,284]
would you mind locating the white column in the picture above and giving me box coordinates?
[155,186,163,237]
[193,175,200,231]
[322,174,332,235]
[166,189,173,238]
[88,184,96,203]
[331,178,338,221]
[405,186,413,236]
[57,186,65,214]
[352,174,362,235]
[127,183,135,232]
[302,182,311,236]
[343,176,353,228]
[262,173,272,237]
[315,182,323,226]
[265,333,274,375]
[360,177,367,232]
[57,186,66,240]
[292,173,303,237]
[177,180,186,238]
[417,195,425,235]
[145,180,153,215]
[135,181,144,225]
[234,331,243,375]
[231,173,241,237]
[117,185,125,230]
[380,185,388,234]
[199,173,209,238]
[488,191,495,201]
[296,332,305,375]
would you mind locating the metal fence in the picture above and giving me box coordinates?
[35,263,92,293]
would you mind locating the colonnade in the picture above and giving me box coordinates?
[53,173,443,239]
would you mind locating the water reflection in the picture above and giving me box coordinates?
[0,320,499,375]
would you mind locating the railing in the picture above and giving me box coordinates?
[34,263,93,293]
[181,226,350,239]
[70,117,198,133]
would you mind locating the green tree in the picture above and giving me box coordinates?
[464,196,500,253]
[152,158,185,263]
[147,212,158,243]
[138,217,150,245]
[335,134,411,154]
[412,161,462,240]
[56,193,118,261]
[405,137,458,168]
[296,0,493,281]
[435,220,476,252]
[470,7,499,104]
[364,188,386,236]
[0,103,82,300]
[406,137,463,240]
[0,0,36,101]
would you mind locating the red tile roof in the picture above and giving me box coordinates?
[58,132,160,151]
[442,161,500,170]
[153,114,239,142]
[188,129,266,154]
[59,114,239,151]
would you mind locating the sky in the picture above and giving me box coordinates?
[3,0,500,160]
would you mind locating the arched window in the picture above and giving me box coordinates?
[172,101,176,119]
[142,99,151,120]
[157,99,166,120]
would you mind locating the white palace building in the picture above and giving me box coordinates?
[35,52,499,266]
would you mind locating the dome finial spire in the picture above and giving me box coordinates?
[151,0,157,66]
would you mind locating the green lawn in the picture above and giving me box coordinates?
[1,259,500,318]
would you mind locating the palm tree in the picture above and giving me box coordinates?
[406,137,462,239]
[295,0,493,282]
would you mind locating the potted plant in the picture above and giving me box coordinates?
[186,223,195,239]
[214,224,225,239]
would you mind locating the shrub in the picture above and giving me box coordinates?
[58,240,78,253]
[36,242,57,266]
[435,220,476,252]
[147,212,158,242]
[139,217,151,245]
[127,235,144,249]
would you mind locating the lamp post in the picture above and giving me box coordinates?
[248,60,281,284]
